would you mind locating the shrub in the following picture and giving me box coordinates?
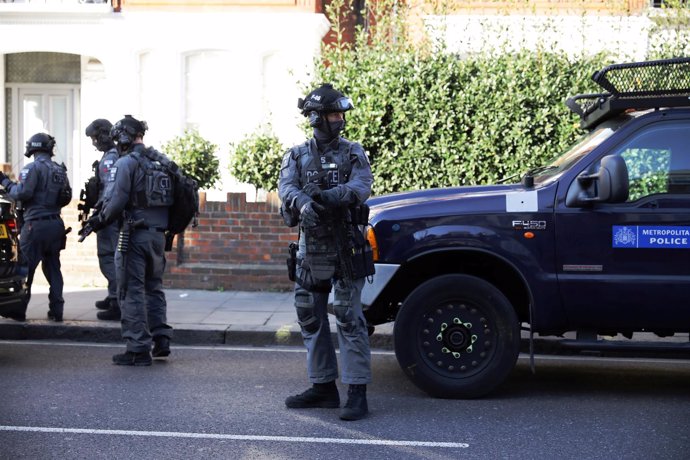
[228,127,285,193]
[162,129,220,190]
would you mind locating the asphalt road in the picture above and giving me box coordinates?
[0,341,688,460]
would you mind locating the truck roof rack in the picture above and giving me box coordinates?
[566,57,690,129]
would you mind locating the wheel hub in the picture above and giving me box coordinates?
[419,303,495,375]
[436,318,476,357]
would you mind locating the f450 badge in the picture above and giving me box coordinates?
[512,220,546,231]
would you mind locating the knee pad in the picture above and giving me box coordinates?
[295,289,319,334]
[333,305,356,335]
[333,285,355,333]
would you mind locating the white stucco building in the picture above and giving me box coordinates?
[0,1,329,199]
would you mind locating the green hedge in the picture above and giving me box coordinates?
[228,1,688,196]
[318,48,612,194]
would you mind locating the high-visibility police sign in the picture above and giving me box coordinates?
[613,226,690,249]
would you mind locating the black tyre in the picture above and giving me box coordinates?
[394,274,520,398]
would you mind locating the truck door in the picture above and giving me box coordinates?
[555,119,690,331]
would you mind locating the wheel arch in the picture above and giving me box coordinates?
[367,248,533,326]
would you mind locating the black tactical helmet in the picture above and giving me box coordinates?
[298,83,353,127]
[25,132,56,158]
[85,118,114,152]
[111,114,148,151]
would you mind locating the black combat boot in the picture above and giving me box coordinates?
[47,310,63,323]
[94,297,111,310]
[285,381,340,409]
[152,336,171,359]
[97,299,120,321]
[112,351,152,366]
[340,384,368,421]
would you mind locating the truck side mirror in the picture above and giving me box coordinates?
[565,155,629,207]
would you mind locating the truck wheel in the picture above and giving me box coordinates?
[394,274,520,398]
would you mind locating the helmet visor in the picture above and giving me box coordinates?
[327,97,354,112]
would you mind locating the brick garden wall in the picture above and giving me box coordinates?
[51,192,296,291]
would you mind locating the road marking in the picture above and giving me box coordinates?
[0,425,469,448]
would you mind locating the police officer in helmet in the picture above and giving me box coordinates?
[0,132,72,322]
[279,83,375,421]
[85,119,122,321]
[86,115,173,366]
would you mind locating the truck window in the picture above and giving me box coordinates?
[610,122,689,202]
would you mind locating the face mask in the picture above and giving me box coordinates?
[328,120,345,137]
[313,120,345,143]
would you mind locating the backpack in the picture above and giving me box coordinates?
[167,164,200,234]
[133,148,200,235]
[41,160,72,208]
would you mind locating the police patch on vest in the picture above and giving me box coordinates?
[107,167,117,182]
[19,168,30,181]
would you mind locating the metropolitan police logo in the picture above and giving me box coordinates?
[613,226,636,248]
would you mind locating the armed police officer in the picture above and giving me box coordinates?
[279,83,375,421]
[85,115,173,366]
[0,133,72,322]
[84,119,122,321]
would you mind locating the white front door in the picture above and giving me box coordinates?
[14,86,76,181]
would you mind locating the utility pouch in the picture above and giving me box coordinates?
[309,262,336,281]
[350,204,370,226]
[351,242,375,279]
[164,232,175,252]
[296,260,332,293]
[287,242,298,281]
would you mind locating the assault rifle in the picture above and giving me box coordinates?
[78,161,100,231]
[77,221,94,243]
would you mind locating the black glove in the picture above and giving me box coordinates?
[302,183,322,199]
[0,171,9,187]
[300,201,325,227]
[86,214,105,232]
[319,188,342,208]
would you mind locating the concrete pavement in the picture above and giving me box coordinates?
[1,284,687,358]
[0,284,395,349]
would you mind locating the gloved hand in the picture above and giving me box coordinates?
[302,183,322,199]
[300,201,325,227]
[0,171,9,188]
[319,188,342,208]
[86,214,105,232]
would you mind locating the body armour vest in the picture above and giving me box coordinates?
[32,157,71,208]
[295,138,355,282]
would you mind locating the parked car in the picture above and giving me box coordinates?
[0,189,27,321]
[362,57,690,398]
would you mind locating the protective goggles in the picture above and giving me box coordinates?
[301,96,354,114]
[325,97,354,112]
[111,119,148,138]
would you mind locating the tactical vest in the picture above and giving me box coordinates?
[33,158,71,208]
[293,139,356,284]
[293,138,354,191]
[130,150,174,208]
